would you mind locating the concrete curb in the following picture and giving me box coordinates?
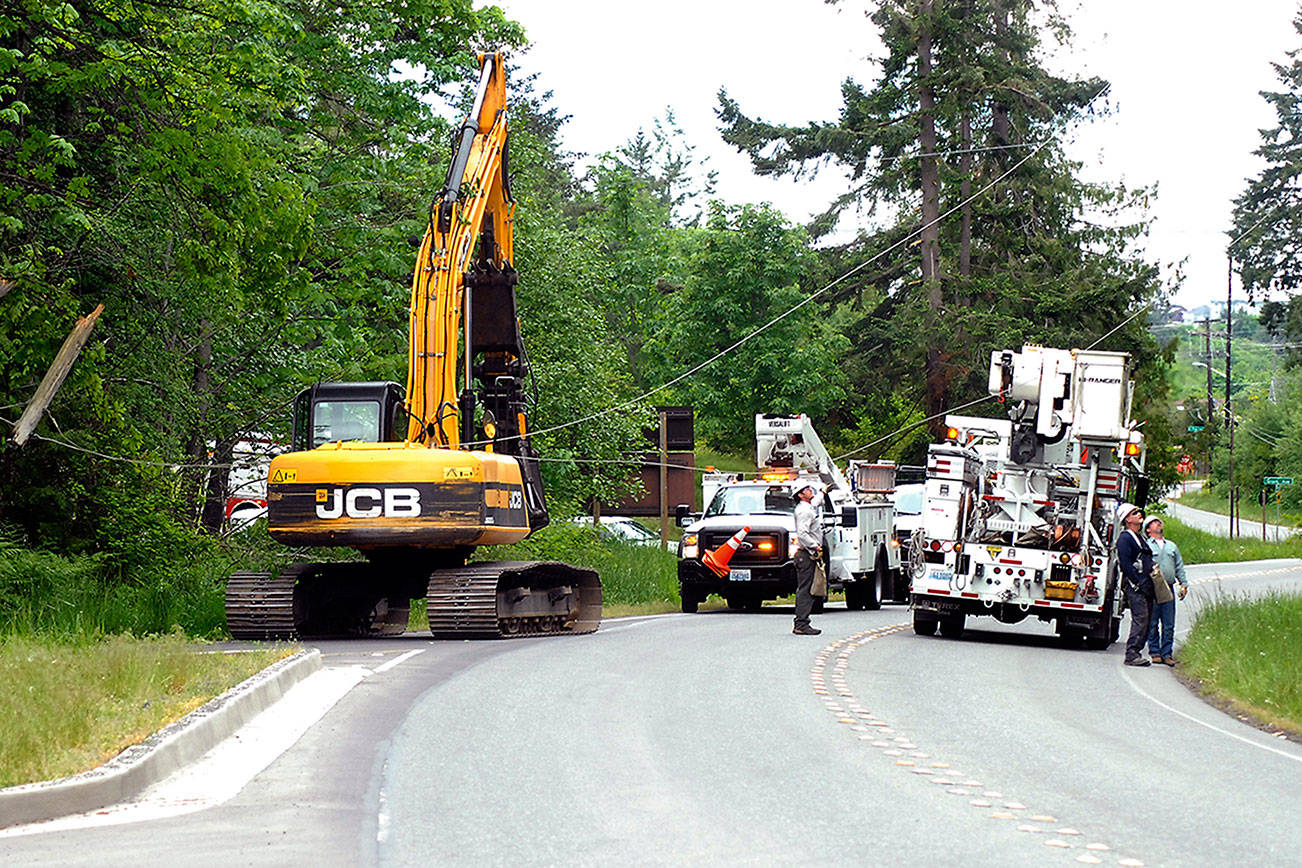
[0,648,322,829]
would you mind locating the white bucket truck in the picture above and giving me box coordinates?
[676,414,884,612]
[908,345,1148,647]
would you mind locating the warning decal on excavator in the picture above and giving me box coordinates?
[271,468,298,484]
[443,467,475,480]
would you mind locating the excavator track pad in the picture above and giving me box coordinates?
[225,563,413,640]
[426,560,602,639]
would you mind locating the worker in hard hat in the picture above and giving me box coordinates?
[792,482,822,636]
[1116,502,1156,666]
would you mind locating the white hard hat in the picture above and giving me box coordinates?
[1116,502,1140,523]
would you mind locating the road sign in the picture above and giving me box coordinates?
[1187,425,1205,432]
[1264,476,1294,486]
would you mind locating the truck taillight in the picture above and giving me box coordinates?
[941,540,954,553]
[1125,442,1141,456]
[757,541,774,552]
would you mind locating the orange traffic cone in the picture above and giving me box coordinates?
[702,526,751,577]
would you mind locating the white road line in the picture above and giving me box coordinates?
[1118,668,1302,764]
[371,648,426,674]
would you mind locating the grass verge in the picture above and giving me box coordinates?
[1179,590,1302,738]
[1173,486,1301,529]
[1153,515,1302,564]
[0,633,292,788]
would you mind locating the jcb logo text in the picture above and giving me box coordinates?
[315,487,421,519]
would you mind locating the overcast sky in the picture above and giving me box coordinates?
[489,0,1300,311]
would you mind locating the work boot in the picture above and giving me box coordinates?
[1124,657,1151,667]
[793,626,822,636]
[1163,656,1177,666]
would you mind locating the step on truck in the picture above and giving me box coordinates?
[675,414,887,612]
[909,345,1149,647]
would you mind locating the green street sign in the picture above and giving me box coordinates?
[1264,476,1294,486]
[1187,425,1205,432]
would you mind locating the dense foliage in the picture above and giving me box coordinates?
[1,0,1196,634]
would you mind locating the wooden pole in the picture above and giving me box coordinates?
[12,304,104,447]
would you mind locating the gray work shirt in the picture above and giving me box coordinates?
[795,498,822,552]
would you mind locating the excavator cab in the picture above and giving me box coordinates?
[291,382,407,450]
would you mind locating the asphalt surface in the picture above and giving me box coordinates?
[1163,481,1297,540]
[2,561,1300,866]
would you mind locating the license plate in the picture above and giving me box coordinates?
[929,568,953,584]
[729,568,751,582]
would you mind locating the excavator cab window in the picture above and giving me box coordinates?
[291,382,406,451]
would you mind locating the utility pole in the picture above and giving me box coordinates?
[1226,257,1236,538]
[1192,316,1215,475]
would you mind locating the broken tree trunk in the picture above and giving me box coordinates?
[12,304,105,447]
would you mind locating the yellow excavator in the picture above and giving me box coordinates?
[225,53,601,639]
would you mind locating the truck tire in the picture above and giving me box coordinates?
[867,555,886,611]
[939,613,965,639]
[680,591,699,614]
[845,581,865,611]
[913,611,938,635]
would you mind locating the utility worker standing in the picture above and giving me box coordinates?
[1144,516,1189,666]
[792,483,822,636]
[1116,502,1156,666]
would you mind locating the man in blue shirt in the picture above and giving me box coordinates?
[1116,502,1156,666]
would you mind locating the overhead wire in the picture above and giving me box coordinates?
[510,139,1054,448]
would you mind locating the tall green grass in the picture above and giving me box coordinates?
[1154,515,1302,565]
[1181,591,1302,735]
[0,538,231,639]
[0,633,290,787]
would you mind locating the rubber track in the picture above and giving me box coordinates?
[226,568,302,639]
[427,560,601,640]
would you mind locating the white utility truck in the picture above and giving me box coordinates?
[909,345,1148,647]
[844,460,908,609]
[676,414,888,612]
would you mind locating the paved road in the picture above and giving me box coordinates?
[3,562,1300,866]
[1163,481,1297,540]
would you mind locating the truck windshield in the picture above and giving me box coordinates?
[704,485,797,517]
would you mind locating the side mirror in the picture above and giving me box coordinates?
[841,505,858,528]
[1133,476,1151,509]
[675,504,692,527]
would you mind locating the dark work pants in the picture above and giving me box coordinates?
[794,549,816,629]
[1123,586,1153,662]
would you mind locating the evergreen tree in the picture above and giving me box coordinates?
[718,0,1162,449]
[1230,12,1302,302]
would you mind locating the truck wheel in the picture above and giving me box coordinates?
[680,592,699,614]
[913,611,938,636]
[726,595,744,611]
[845,582,865,611]
[939,613,965,639]
[867,556,886,611]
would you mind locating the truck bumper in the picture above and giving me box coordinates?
[678,560,799,600]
